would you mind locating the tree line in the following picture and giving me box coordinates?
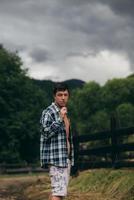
[0,45,134,164]
[69,75,134,133]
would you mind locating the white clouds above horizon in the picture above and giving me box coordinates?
[0,0,133,84]
[20,49,130,84]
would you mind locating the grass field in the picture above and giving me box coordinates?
[0,169,134,200]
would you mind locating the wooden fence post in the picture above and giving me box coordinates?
[71,130,79,176]
[110,111,120,168]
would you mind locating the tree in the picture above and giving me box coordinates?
[101,78,134,111]
[0,45,48,163]
[117,103,134,128]
[69,81,101,134]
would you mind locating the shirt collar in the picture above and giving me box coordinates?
[52,102,60,112]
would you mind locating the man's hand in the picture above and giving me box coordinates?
[60,107,67,120]
[60,107,70,138]
[63,113,70,139]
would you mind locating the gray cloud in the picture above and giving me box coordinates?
[29,48,52,63]
[101,0,134,18]
[0,0,133,83]
[61,0,134,18]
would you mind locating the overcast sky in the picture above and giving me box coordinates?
[0,0,134,84]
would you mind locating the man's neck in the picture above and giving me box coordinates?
[54,102,63,110]
[54,102,67,109]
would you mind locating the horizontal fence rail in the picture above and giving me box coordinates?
[73,126,134,170]
[0,164,48,174]
[76,127,134,143]
[0,124,134,174]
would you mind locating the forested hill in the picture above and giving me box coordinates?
[32,79,85,104]
[33,79,85,90]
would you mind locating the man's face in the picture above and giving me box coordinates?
[54,90,69,108]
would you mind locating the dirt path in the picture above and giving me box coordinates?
[0,175,42,200]
[0,174,111,200]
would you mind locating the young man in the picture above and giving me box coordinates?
[40,83,74,200]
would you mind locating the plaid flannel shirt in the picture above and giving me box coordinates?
[40,102,74,168]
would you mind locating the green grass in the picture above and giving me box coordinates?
[69,169,134,200]
[0,169,134,200]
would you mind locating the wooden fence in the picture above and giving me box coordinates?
[0,163,48,174]
[0,116,134,174]
[73,117,134,170]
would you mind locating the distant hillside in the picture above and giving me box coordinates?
[127,73,134,78]
[31,78,85,104]
[63,79,85,90]
[32,78,85,90]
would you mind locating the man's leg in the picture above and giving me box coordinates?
[52,196,63,200]
[48,193,51,200]
[49,195,63,200]
[49,165,69,199]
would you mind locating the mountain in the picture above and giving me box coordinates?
[32,78,85,91]
[127,73,134,78]
[62,79,85,90]
[31,78,85,104]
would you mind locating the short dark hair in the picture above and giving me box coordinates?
[53,82,70,96]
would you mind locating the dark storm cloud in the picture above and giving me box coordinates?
[63,0,134,70]
[100,0,134,18]
[30,48,52,63]
[0,0,133,82]
[63,0,134,18]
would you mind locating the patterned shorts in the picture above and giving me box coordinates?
[49,160,71,197]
